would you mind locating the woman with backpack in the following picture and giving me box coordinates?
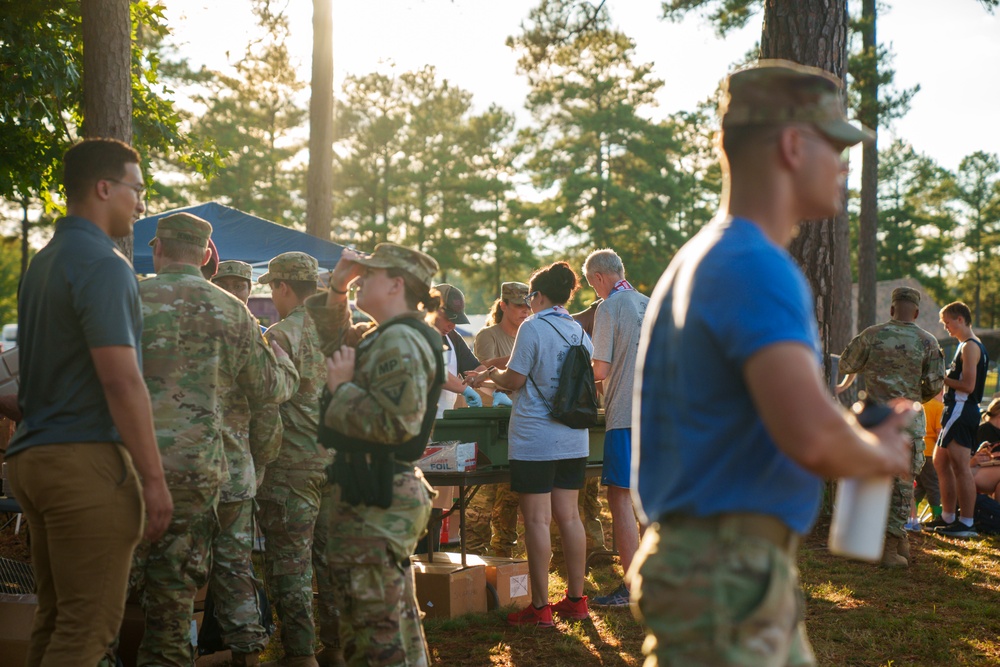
[469,261,594,627]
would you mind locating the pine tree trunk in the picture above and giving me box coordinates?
[81,0,134,259]
[761,0,852,382]
[306,0,335,241]
[857,0,879,332]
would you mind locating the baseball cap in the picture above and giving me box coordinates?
[501,281,529,303]
[891,286,920,306]
[258,252,319,284]
[721,59,874,146]
[214,260,253,283]
[148,212,212,248]
[351,243,439,289]
[434,284,469,324]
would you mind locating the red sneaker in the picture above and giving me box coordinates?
[507,603,554,627]
[551,592,589,620]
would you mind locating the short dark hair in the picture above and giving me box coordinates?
[941,301,973,326]
[63,138,141,203]
[720,123,783,165]
[273,279,318,301]
[158,238,206,265]
[529,261,580,306]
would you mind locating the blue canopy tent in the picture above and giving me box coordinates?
[132,202,345,274]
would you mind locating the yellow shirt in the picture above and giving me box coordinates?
[923,397,944,456]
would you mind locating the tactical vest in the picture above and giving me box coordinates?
[318,316,445,508]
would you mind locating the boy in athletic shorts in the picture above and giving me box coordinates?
[930,301,988,537]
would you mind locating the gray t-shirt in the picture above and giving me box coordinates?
[507,310,592,461]
[592,289,649,430]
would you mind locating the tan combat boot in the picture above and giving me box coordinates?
[261,657,319,667]
[881,535,908,567]
[231,651,261,667]
[898,533,911,562]
[315,647,347,667]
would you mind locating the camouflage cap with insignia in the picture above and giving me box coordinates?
[352,243,439,289]
[721,59,874,146]
[148,212,213,248]
[501,281,529,303]
[891,286,921,306]
[434,284,469,325]
[257,252,319,284]
[213,260,253,283]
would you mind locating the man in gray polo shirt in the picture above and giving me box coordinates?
[583,248,649,606]
[6,138,173,666]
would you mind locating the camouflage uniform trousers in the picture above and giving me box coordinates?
[318,467,433,667]
[630,517,816,667]
[464,482,521,557]
[552,476,605,566]
[886,437,925,539]
[208,498,268,654]
[257,466,328,658]
[130,487,220,667]
[313,481,342,653]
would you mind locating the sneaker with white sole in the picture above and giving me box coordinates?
[935,520,978,538]
[903,520,923,533]
[591,582,630,607]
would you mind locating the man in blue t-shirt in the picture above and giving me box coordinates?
[631,61,914,667]
[5,139,172,666]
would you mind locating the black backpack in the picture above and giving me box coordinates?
[974,494,1000,535]
[528,317,599,429]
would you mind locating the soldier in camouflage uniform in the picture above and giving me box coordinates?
[837,286,945,566]
[209,260,283,666]
[133,214,299,667]
[253,253,333,667]
[307,243,442,667]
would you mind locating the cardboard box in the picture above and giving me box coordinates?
[480,556,531,609]
[417,441,477,473]
[414,553,530,609]
[412,561,486,619]
[0,593,35,667]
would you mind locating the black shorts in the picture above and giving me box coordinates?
[939,400,979,450]
[509,457,587,494]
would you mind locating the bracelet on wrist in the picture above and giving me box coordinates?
[329,284,349,295]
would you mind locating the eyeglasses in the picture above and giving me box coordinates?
[526,291,539,305]
[106,178,147,197]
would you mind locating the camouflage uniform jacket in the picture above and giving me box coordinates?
[218,381,283,502]
[140,264,299,490]
[839,319,945,439]
[260,305,330,470]
[305,294,438,445]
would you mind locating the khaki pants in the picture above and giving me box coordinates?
[8,442,144,667]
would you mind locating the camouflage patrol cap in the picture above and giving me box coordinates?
[352,243,439,289]
[891,286,921,306]
[213,260,253,283]
[501,281,529,303]
[257,252,319,284]
[434,284,470,325]
[721,59,874,146]
[148,212,212,248]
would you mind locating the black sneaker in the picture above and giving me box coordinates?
[934,520,978,538]
[923,516,949,530]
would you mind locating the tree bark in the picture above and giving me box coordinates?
[857,0,879,332]
[81,0,134,259]
[761,0,853,381]
[306,0,335,241]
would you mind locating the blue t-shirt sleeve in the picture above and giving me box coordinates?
[714,250,817,366]
[72,256,141,349]
[507,320,538,377]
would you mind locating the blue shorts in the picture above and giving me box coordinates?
[601,428,632,488]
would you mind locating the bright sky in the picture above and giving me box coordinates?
[166,0,999,175]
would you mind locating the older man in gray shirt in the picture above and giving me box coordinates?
[583,248,649,606]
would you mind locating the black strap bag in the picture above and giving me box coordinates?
[528,317,599,429]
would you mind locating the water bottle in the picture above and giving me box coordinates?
[828,399,894,562]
